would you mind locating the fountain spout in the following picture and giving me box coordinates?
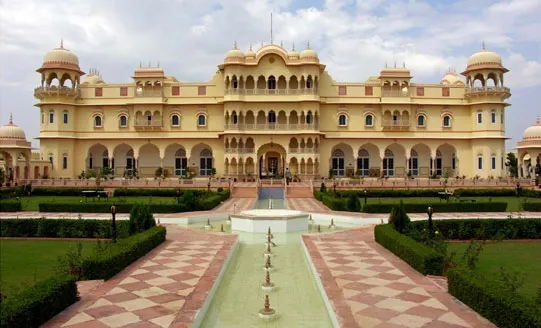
[329,218,336,229]
[204,218,213,230]
[259,295,276,319]
[261,271,275,291]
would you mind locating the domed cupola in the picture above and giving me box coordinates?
[81,68,105,85]
[440,69,464,85]
[224,41,245,63]
[521,116,541,142]
[287,42,300,60]
[0,114,28,143]
[35,41,85,91]
[245,43,256,59]
[461,43,509,91]
[300,42,319,63]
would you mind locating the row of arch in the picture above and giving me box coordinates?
[224,75,319,90]
[466,72,505,88]
[40,72,79,88]
[223,137,320,150]
[225,110,318,125]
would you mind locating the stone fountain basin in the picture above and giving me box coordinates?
[230,209,309,233]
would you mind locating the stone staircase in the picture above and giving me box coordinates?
[231,186,257,198]
[286,186,313,198]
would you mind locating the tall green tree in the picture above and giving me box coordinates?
[506,152,518,177]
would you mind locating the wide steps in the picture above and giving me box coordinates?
[286,187,313,198]
[232,187,257,198]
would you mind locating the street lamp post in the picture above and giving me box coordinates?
[176,189,180,204]
[364,189,367,205]
[427,205,434,239]
[111,204,117,243]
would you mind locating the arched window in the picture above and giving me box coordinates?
[62,154,68,169]
[443,115,451,127]
[365,115,374,127]
[331,149,345,176]
[63,110,69,124]
[268,111,276,124]
[491,110,496,124]
[49,110,54,124]
[417,115,425,127]
[171,114,180,127]
[197,114,206,126]
[383,149,394,176]
[452,153,456,170]
[267,76,276,90]
[232,112,238,124]
[477,154,483,170]
[409,149,419,176]
[491,154,497,170]
[88,154,93,169]
[306,79,312,89]
[357,149,369,176]
[232,77,238,89]
[435,150,443,176]
[174,148,187,176]
[338,114,347,126]
[477,111,483,124]
[126,149,134,176]
[306,111,313,124]
[94,116,102,127]
[119,115,127,127]
[102,150,109,168]
[200,149,213,176]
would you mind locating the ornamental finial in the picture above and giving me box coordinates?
[482,41,486,50]
[9,112,13,124]
[292,42,295,51]
[234,41,238,49]
[249,43,252,51]
[60,39,64,48]
[307,41,310,49]
[537,115,540,125]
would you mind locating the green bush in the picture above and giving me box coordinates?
[31,188,104,196]
[522,189,541,198]
[389,201,411,233]
[319,182,326,193]
[454,188,517,197]
[0,275,77,328]
[80,226,166,280]
[39,203,189,213]
[0,201,22,212]
[374,224,444,275]
[129,204,156,235]
[362,202,507,213]
[408,219,541,240]
[0,218,131,239]
[447,268,541,328]
[321,194,347,211]
[346,193,361,212]
[522,202,541,212]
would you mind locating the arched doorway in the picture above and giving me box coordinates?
[257,143,287,179]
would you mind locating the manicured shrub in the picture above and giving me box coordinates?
[374,224,444,275]
[321,194,347,211]
[522,202,541,212]
[31,187,104,196]
[129,204,156,235]
[454,188,517,197]
[522,189,541,198]
[0,218,131,239]
[346,193,361,212]
[80,226,166,280]
[319,182,326,193]
[335,189,443,198]
[388,201,410,233]
[0,200,22,212]
[0,275,77,328]
[362,202,507,213]
[408,219,541,240]
[447,268,541,328]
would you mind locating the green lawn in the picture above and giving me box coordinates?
[363,197,540,212]
[18,196,179,211]
[447,241,541,300]
[0,239,97,296]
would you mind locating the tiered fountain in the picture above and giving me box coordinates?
[258,295,276,320]
[204,219,212,230]
[261,271,275,292]
[230,209,309,233]
[329,218,336,229]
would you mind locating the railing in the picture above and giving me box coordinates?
[0,139,31,147]
[135,90,163,97]
[466,86,510,94]
[225,148,255,154]
[382,90,410,97]
[313,177,534,189]
[34,86,80,97]
[288,148,320,154]
[382,119,410,127]
[225,88,319,95]
[134,119,163,127]
[224,123,319,131]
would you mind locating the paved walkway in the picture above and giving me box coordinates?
[44,226,236,328]
[303,227,495,328]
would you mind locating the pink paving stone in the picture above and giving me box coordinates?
[377,272,408,281]
[367,265,395,273]
[335,273,366,281]
[348,292,388,305]
[63,321,110,328]
[84,304,127,319]
[331,265,360,272]
[185,258,210,265]
[121,321,162,328]
[158,281,194,293]
[405,304,449,320]
[396,292,433,304]
[343,281,380,292]
[133,305,175,320]
[328,258,355,265]
[356,306,402,321]
[147,292,185,304]
[130,272,163,281]
[168,272,200,281]
[118,281,153,292]
[386,282,417,291]
[103,292,140,303]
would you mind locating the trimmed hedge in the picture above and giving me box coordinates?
[0,218,131,239]
[326,188,541,199]
[447,268,541,328]
[32,187,104,196]
[80,226,166,280]
[0,275,78,328]
[454,188,517,197]
[408,219,541,240]
[362,202,507,213]
[0,201,22,212]
[374,224,444,275]
[112,188,229,197]
[523,202,541,212]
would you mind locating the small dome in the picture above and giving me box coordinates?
[0,115,26,140]
[42,41,79,67]
[440,71,464,85]
[522,117,541,140]
[245,44,256,58]
[81,70,105,84]
[467,45,503,68]
[225,42,245,62]
[300,43,318,62]
[288,49,300,59]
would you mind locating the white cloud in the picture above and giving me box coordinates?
[504,53,541,88]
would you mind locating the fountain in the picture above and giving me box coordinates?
[308,213,314,225]
[226,214,231,226]
[258,295,276,320]
[204,219,213,230]
[263,256,274,272]
[220,224,224,232]
[263,242,273,259]
[317,224,321,233]
[329,218,336,229]
[261,271,275,292]
[230,209,309,233]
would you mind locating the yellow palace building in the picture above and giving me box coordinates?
[29,41,511,180]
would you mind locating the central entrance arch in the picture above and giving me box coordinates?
[257,143,287,179]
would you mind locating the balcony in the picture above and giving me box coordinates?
[135,90,163,97]
[382,119,410,130]
[224,88,319,101]
[288,148,320,154]
[134,119,162,130]
[224,123,319,131]
[465,86,511,98]
[381,90,410,97]
[225,148,255,154]
[34,86,80,99]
